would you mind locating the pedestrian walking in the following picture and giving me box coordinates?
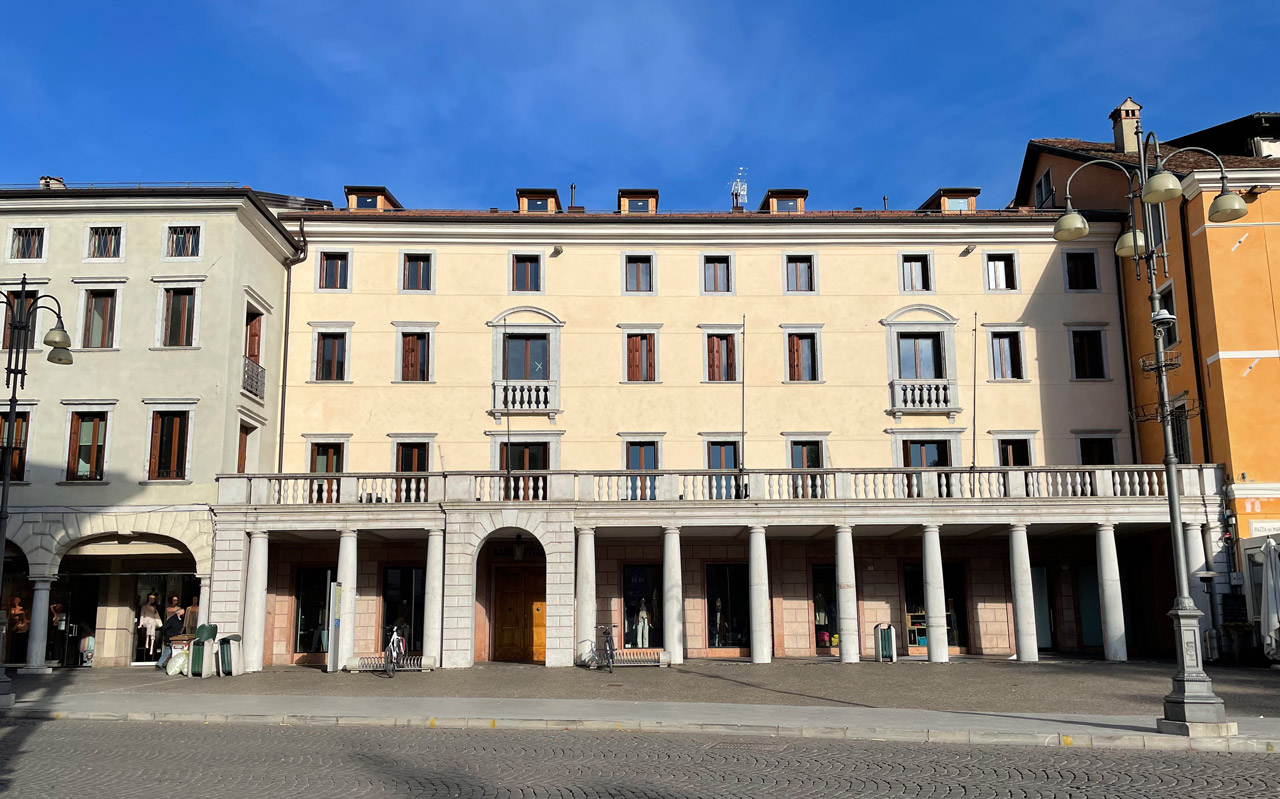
[155,605,185,671]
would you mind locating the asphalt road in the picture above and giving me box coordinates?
[0,719,1275,799]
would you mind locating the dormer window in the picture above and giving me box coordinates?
[618,190,659,214]
[776,198,798,212]
[355,195,377,209]
[517,189,560,213]
[759,189,808,214]
[344,185,403,211]
[528,197,548,212]
[628,199,649,212]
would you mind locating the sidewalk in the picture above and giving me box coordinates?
[6,659,1279,753]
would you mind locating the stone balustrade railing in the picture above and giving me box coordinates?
[217,465,1217,506]
[492,379,558,414]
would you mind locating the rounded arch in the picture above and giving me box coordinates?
[880,303,959,326]
[8,510,214,578]
[487,305,565,327]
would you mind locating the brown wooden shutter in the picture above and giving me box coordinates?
[725,335,736,380]
[67,413,81,479]
[402,334,418,380]
[707,336,720,381]
[246,315,262,362]
[237,425,249,473]
[788,334,800,381]
[149,412,162,479]
[162,290,173,345]
[626,335,641,381]
[645,334,655,380]
[422,334,430,381]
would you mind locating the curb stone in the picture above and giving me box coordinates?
[3,709,1276,753]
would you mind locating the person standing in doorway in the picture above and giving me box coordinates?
[155,605,185,671]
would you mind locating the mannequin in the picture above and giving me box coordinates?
[183,597,200,635]
[712,597,726,647]
[636,600,650,648]
[9,597,28,663]
[814,593,828,627]
[138,596,161,656]
[164,596,181,621]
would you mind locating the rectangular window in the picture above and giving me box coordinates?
[149,411,189,480]
[944,197,970,211]
[401,333,429,381]
[1171,407,1192,464]
[812,564,837,646]
[499,442,549,470]
[903,440,950,468]
[319,253,349,290]
[901,254,932,292]
[503,334,549,380]
[898,333,943,379]
[775,197,799,212]
[9,228,44,260]
[67,411,108,481]
[626,441,658,500]
[1070,330,1106,379]
[790,441,822,468]
[383,566,425,653]
[785,256,814,292]
[1147,207,1167,252]
[703,256,731,293]
[1159,285,1179,344]
[355,194,378,209]
[707,441,739,470]
[3,291,36,350]
[237,423,253,474]
[997,438,1031,467]
[706,333,736,381]
[1034,169,1053,208]
[309,442,343,503]
[403,254,432,291]
[1078,437,1115,466]
[2,411,29,481]
[162,288,195,347]
[705,564,750,647]
[512,255,542,292]
[627,198,650,213]
[396,442,430,472]
[294,566,335,654]
[316,333,347,381]
[88,226,121,258]
[1065,252,1099,291]
[787,333,818,381]
[166,226,200,258]
[245,310,263,363]
[622,564,663,648]
[625,256,653,293]
[990,332,1024,380]
[985,253,1018,291]
[82,290,116,348]
[625,333,656,382]
[526,197,549,212]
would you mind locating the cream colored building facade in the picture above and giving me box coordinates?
[0,184,306,669]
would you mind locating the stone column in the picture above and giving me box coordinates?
[748,525,771,664]
[1008,523,1038,662]
[1184,522,1211,620]
[662,526,685,665]
[422,529,445,669]
[19,578,52,674]
[575,526,597,664]
[834,525,859,663]
[197,577,211,628]
[1096,523,1128,661]
[241,531,270,673]
[336,529,358,669]
[922,524,948,663]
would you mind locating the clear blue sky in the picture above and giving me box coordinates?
[3,2,1276,211]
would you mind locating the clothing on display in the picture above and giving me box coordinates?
[182,600,199,635]
[138,600,161,656]
[635,600,650,648]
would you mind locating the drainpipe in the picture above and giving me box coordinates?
[277,220,307,473]
[1178,197,1213,463]
[1111,230,1141,463]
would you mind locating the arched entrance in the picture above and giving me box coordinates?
[53,534,199,668]
[3,542,30,666]
[476,529,546,664]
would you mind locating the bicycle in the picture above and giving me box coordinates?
[383,625,406,677]
[588,624,618,673]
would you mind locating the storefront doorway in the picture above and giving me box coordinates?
[2,543,30,666]
[492,564,545,662]
[903,562,970,653]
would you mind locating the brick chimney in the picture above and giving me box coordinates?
[1109,98,1142,154]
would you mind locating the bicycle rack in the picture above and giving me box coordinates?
[353,654,433,672]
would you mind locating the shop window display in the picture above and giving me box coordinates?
[902,562,970,648]
[132,574,198,664]
[383,566,425,653]
[812,564,838,648]
[621,565,662,649]
[705,563,750,648]
[295,567,335,654]
[3,576,31,665]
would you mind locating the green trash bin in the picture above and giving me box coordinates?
[218,634,242,676]
[191,624,217,677]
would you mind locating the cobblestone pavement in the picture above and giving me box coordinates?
[0,719,1275,799]
[15,657,1280,717]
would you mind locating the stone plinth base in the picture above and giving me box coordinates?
[1156,718,1239,737]
[16,667,52,675]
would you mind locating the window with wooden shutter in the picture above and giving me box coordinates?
[625,256,653,293]
[403,254,432,291]
[396,442,430,472]
[10,228,44,260]
[245,311,263,363]
[162,288,195,347]
[166,226,200,258]
[703,256,731,293]
[786,256,814,292]
[237,424,253,474]
[316,333,346,381]
[2,411,29,481]
[787,334,817,381]
[83,290,116,348]
[626,334,655,382]
[149,411,189,480]
[512,255,542,292]
[318,253,349,289]
[3,291,36,350]
[401,333,428,381]
[67,411,108,481]
[88,226,121,259]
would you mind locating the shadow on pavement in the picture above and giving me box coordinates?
[668,664,875,708]
[0,668,75,793]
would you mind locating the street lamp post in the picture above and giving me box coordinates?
[0,275,73,708]
[1053,126,1247,737]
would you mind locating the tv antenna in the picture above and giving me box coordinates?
[729,167,748,209]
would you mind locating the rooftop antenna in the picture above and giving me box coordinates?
[883,195,889,211]
[729,167,748,209]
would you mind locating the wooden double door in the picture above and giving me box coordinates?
[492,565,546,663]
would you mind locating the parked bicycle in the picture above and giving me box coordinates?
[383,624,406,677]
[585,624,618,673]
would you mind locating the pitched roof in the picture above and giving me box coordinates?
[279,207,1069,224]
[1032,138,1278,172]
